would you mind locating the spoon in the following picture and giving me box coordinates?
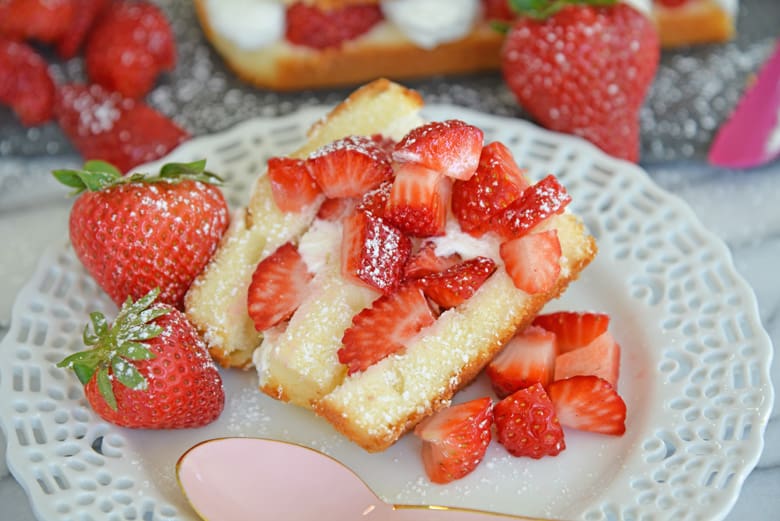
[176,437,558,521]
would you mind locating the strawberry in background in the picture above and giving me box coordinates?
[0,0,75,43]
[0,38,56,126]
[500,0,659,162]
[86,0,177,98]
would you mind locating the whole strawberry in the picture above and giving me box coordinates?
[57,289,224,429]
[0,38,56,126]
[85,0,176,99]
[53,160,229,310]
[501,0,659,162]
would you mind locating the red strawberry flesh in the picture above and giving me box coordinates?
[394,120,483,180]
[415,256,497,308]
[495,174,571,240]
[493,383,565,458]
[500,229,562,294]
[486,325,557,398]
[414,397,493,484]
[339,285,436,374]
[307,134,394,198]
[285,2,383,49]
[267,156,322,212]
[384,162,449,237]
[0,38,55,126]
[532,311,611,354]
[554,330,621,387]
[247,242,313,331]
[548,375,627,435]
[403,242,462,280]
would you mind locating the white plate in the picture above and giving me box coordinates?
[0,105,774,521]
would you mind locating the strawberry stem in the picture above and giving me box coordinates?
[52,159,223,196]
[508,0,618,19]
[56,288,170,411]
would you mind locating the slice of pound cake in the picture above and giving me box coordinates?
[232,85,597,452]
[184,79,424,367]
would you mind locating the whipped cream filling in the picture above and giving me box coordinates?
[379,0,480,49]
[429,219,503,264]
[203,0,285,50]
[298,218,343,274]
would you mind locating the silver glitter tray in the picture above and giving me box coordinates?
[0,0,777,165]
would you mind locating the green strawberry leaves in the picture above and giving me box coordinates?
[56,288,170,411]
[508,0,617,19]
[52,159,223,196]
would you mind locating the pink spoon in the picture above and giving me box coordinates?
[176,437,558,521]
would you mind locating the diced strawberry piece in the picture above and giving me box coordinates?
[554,331,621,387]
[85,1,176,99]
[493,383,565,458]
[247,243,312,331]
[486,325,557,398]
[267,156,322,212]
[384,163,449,237]
[285,3,383,49]
[316,197,357,221]
[0,38,55,126]
[403,242,461,280]
[416,256,496,309]
[339,285,436,374]
[451,141,529,236]
[532,311,611,354]
[341,211,412,294]
[414,397,493,484]
[394,120,484,180]
[548,375,627,436]
[54,0,109,58]
[307,135,394,198]
[500,229,562,294]
[482,0,515,21]
[55,84,189,173]
[356,179,392,218]
[0,0,75,43]
[495,175,572,240]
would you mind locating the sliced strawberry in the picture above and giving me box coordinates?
[486,325,557,398]
[500,229,561,294]
[356,179,392,218]
[0,38,55,126]
[495,175,572,240]
[394,120,483,180]
[493,383,565,458]
[339,285,436,374]
[403,242,462,280]
[554,331,621,387]
[532,311,611,354]
[416,256,496,309]
[0,0,75,43]
[384,163,449,237]
[414,397,493,484]
[267,156,322,213]
[451,141,529,236]
[54,0,109,58]
[341,211,412,294]
[55,83,189,173]
[548,375,627,436]
[316,197,357,221]
[307,134,394,198]
[285,2,383,49]
[247,242,312,331]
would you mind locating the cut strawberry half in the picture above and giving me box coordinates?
[554,331,621,387]
[532,311,611,354]
[339,285,436,375]
[413,397,493,484]
[307,134,393,198]
[493,383,565,459]
[500,229,562,294]
[356,179,392,218]
[403,242,462,280]
[394,120,483,180]
[316,197,357,221]
[285,2,384,49]
[548,375,627,436]
[451,141,529,236]
[247,242,312,331]
[341,210,412,294]
[486,325,557,398]
[415,256,496,309]
[267,156,322,213]
[495,175,572,240]
[384,163,449,237]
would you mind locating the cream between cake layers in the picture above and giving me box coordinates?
[186,79,596,452]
